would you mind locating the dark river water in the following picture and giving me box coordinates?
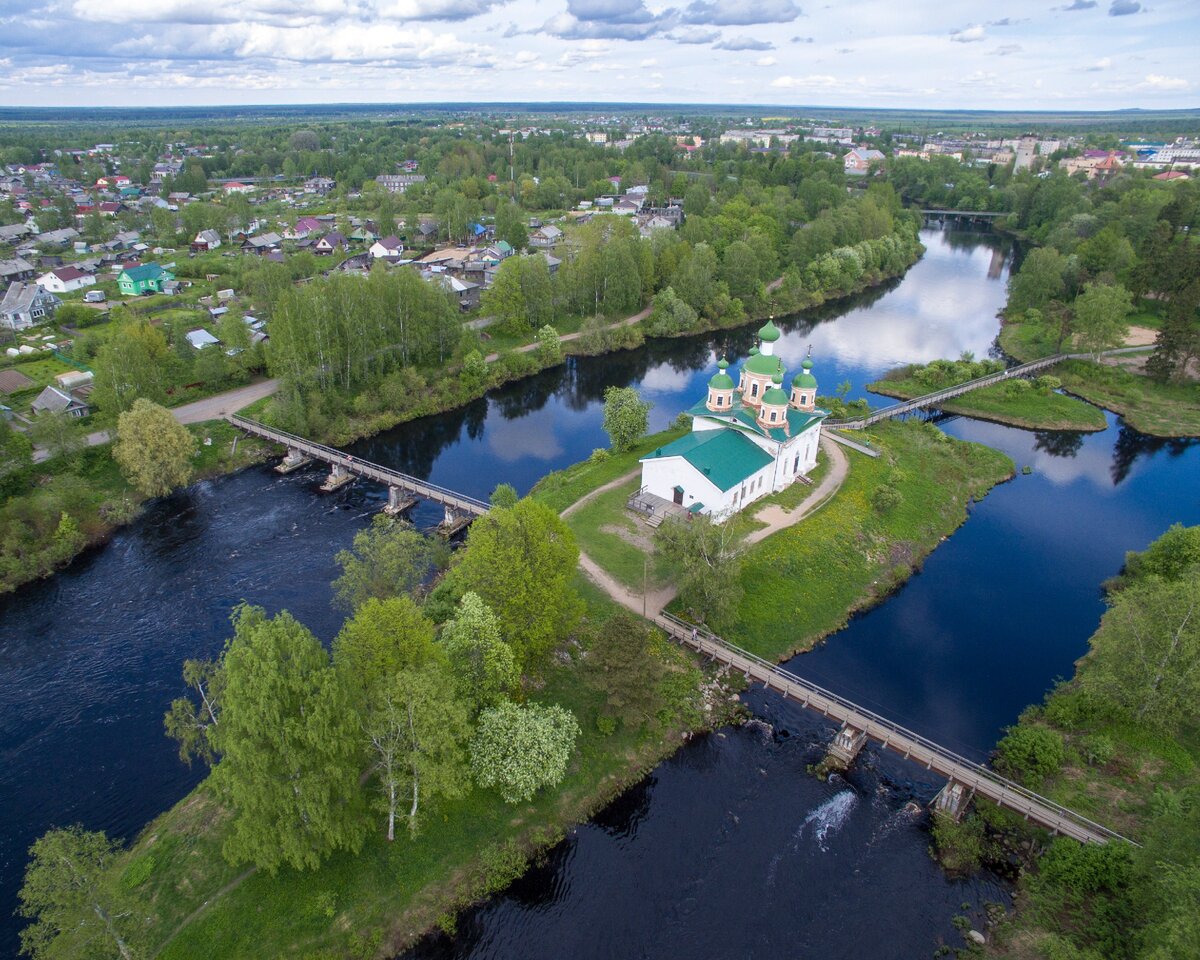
[1,227,1197,958]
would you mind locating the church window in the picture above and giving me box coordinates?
[793,454,800,472]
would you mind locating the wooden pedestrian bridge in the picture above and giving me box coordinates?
[226,414,489,533]
[656,613,1135,846]
[826,347,1151,431]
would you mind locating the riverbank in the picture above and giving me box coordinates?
[868,378,1106,432]
[0,235,923,600]
[0,419,275,595]
[714,419,1015,661]
[998,320,1200,438]
[931,525,1200,958]
[72,573,739,960]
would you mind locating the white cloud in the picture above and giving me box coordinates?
[756,55,777,66]
[681,0,802,25]
[668,26,719,43]
[770,74,838,89]
[1137,74,1190,90]
[950,24,985,43]
[713,35,775,51]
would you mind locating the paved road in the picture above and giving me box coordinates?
[30,378,280,463]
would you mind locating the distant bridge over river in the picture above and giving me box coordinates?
[827,347,1151,430]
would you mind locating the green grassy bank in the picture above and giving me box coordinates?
[715,420,1015,661]
[869,378,1106,432]
[998,321,1199,439]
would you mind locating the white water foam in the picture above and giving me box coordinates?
[766,789,859,886]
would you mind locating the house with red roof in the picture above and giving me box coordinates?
[222,181,254,194]
[36,265,96,294]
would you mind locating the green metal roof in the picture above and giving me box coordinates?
[120,263,168,282]
[641,429,774,492]
[709,371,736,390]
[762,386,789,405]
[686,395,828,444]
[757,319,781,342]
[792,373,818,389]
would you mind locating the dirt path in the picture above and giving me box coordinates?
[172,377,280,424]
[149,867,256,959]
[562,433,850,617]
[484,305,652,364]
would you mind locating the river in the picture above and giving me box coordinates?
[1,226,1197,958]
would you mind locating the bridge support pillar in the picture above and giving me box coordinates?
[931,780,973,822]
[822,723,868,771]
[275,447,313,474]
[436,504,472,539]
[319,464,354,493]
[383,486,417,516]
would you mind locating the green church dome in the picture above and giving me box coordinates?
[743,352,782,376]
[749,346,760,356]
[762,386,790,406]
[792,372,818,389]
[708,356,735,390]
[757,319,781,343]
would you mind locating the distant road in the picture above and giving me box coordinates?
[30,378,280,463]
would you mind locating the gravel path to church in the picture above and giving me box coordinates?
[561,434,850,619]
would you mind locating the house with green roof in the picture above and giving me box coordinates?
[638,319,826,518]
[118,263,174,296]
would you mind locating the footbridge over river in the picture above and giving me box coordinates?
[657,613,1134,846]
[226,414,489,533]
[231,416,1131,844]
[826,347,1151,431]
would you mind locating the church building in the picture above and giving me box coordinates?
[638,320,826,518]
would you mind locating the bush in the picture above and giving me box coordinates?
[1079,733,1115,767]
[872,483,903,513]
[995,724,1066,786]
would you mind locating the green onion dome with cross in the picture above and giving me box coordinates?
[789,353,818,412]
[705,356,737,412]
[740,319,786,405]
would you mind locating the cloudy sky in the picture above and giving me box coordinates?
[0,0,1196,109]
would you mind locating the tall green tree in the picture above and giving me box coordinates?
[18,827,134,960]
[112,399,196,498]
[211,605,366,873]
[1083,574,1200,736]
[470,701,580,803]
[439,592,518,711]
[654,514,745,625]
[602,385,650,453]
[585,611,670,728]
[365,664,471,840]
[1073,282,1132,360]
[494,200,528,251]
[91,319,172,415]
[333,596,439,706]
[331,516,444,612]
[452,499,582,673]
[163,656,224,767]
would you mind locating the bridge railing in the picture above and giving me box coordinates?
[228,414,490,513]
[658,612,1136,846]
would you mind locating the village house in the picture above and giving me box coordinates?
[191,229,222,252]
[0,257,37,284]
[118,262,174,296]
[637,321,825,519]
[1,282,60,330]
[32,385,89,418]
[304,176,336,195]
[36,265,96,294]
[844,147,885,175]
[314,231,349,255]
[285,216,322,240]
[375,174,427,194]
[241,232,282,255]
[222,181,254,194]
[529,224,563,248]
[369,235,405,260]
[185,328,220,350]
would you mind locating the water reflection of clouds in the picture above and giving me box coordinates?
[774,237,1010,377]
[951,419,1124,493]
[638,363,705,395]
[485,410,565,463]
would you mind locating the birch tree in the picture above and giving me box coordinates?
[18,827,135,960]
[163,656,223,766]
[654,514,746,625]
[365,665,470,840]
[1084,574,1200,735]
[439,592,518,712]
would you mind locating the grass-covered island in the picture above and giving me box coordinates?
[926,524,1200,959]
[868,357,1107,433]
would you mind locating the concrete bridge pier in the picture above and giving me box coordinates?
[275,447,313,474]
[931,779,974,822]
[383,485,417,516]
[823,722,868,771]
[319,463,354,493]
[437,504,472,538]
